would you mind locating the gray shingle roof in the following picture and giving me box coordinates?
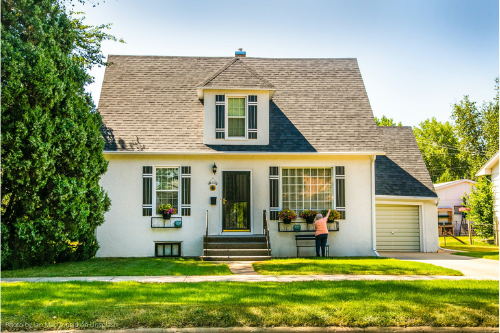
[199,58,275,89]
[375,127,437,197]
[99,56,384,153]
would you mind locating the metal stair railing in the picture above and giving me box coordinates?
[263,210,271,257]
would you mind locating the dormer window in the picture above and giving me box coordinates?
[228,97,246,138]
[215,94,258,140]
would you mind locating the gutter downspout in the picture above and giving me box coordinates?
[371,155,379,257]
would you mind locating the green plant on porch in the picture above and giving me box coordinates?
[321,209,341,222]
[157,204,177,215]
[278,209,297,221]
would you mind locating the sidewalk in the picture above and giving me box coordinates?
[1,273,496,283]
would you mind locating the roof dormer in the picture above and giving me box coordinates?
[200,56,275,145]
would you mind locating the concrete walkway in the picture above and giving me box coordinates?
[2,273,496,283]
[379,250,499,280]
[225,261,259,275]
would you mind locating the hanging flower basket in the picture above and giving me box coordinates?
[158,204,177,220]
[300,209,318,224]
[278,209,297,224]
[321,210,341,223]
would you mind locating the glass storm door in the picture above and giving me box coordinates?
[222,171,251,231]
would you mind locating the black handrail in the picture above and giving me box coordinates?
[263,210,271,257]
[204,210,208,257]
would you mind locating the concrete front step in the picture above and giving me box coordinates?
[205,249,270,257]
[206,242,268,249]
[201,255,271,261]
[205,235,267,243]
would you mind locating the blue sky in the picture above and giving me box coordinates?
[74,0,499,127]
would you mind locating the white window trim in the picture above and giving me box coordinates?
[153,166,181,217]
[225,94,248,141]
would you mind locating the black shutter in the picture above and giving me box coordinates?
[142,166,153,216]
[248,95,257,139]
[215,95,225,139]
[269,166,279,220]
[335,166,345,219]
[181,166,191,216]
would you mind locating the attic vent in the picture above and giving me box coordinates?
[235,48,246,57]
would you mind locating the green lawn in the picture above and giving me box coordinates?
[252,257,463,275]
[1,258,232,278]
[2,280,497,329]
[440,236,499,260]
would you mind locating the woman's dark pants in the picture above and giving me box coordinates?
[315,234,328,257]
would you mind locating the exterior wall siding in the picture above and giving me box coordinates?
[97,154,375,257]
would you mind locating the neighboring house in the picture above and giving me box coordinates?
[434,179,476,232]
[96,50,439,258]
[476,151,499,245]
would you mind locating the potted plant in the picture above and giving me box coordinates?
[321,209,341,222]
[300,209,318,224]
[278,209,297,224]
[158,204,176,219]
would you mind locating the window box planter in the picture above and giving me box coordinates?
[151,217,183,228]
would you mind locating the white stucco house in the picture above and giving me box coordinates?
[434,179,476,234]
[476,151,499,245]
[96,50,439,259]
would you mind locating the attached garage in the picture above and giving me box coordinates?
[376,204,420,252]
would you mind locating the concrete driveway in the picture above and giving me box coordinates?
[379,249,499,280]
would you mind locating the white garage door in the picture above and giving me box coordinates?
[376,204,420,252]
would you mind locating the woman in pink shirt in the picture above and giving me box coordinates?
[314,209,330,257]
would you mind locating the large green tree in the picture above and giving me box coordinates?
[452,79,499,178]
[374,115,402,126]
[413,118,469,183]
[463,177,494,239]
[1,0,118,269]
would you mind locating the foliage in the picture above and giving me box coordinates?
[413,118,468,182]
[321,209,341,222]
[451,78,499,178]
[463,177,494,239]
[1,0,120,269]
[413,79,499,183]
[3,281,498,328]
[278,209,297,221]
[374,115,402,126]
[299,209,318,218]
[157,204,176,215]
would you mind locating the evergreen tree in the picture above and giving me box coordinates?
[1,0,118,269]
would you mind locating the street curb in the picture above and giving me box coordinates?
[33,327,500,333]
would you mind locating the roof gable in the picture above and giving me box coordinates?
[198,58,275,90]
[434,179,476,190]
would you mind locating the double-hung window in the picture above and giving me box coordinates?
[215,94,258,140]
[155,167,179,214]
[227,97,246,138]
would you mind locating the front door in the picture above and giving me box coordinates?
[222,171,251,231]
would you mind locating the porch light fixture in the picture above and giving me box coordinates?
[212,163,217,175]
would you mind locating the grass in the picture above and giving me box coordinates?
[1,257,232,278]
[252,257,463,275]
[1,280,497,329]
[440,236,499,260]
